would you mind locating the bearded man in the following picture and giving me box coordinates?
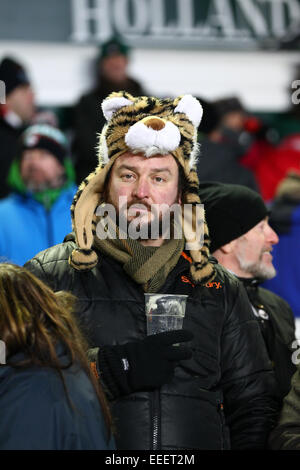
[25,92,278,450]
[0,124,76,265]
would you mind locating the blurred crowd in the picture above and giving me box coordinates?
[0,36,299,314]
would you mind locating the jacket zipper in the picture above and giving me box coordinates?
[40,193,54,248]
[217,400,229,450]
[47,211,54,247]
[149,258,188,449]
[45,202,54,247]
[152,390,160,450]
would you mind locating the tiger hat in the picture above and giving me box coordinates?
[69,91,216,284]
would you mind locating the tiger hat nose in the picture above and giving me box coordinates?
[142,116,166,131]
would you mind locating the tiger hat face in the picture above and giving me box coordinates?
[69,91,215,285]
[98,91,202,171]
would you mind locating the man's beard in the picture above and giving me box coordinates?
[236,250,276,281]
[24,173,66,192]
[117,212,164,239]
[105,195,182,241]
[118,203,182,240]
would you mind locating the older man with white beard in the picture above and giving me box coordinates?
[199,181,297,403]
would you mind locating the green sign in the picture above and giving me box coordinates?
[0,0,299,49]
[71,0,300,48]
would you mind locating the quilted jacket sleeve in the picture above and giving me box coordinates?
[24,256,49,283]
[24,241,76,292]
[220,276,280,449]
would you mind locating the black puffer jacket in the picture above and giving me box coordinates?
[25,236,278,450]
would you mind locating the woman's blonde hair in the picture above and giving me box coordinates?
[0,263,112,435]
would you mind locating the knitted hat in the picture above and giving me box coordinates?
[214,97,245,118]
[69,91,216,285]
[0,57,30,96]
[198,182,268,253]
[98,37,130,61]
[20,124,68,164]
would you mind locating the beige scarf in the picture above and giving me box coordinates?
[93,216,185,292]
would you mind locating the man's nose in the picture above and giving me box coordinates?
[266,223,279,245]
[132,177,150,199]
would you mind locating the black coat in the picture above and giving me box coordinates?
[25,237,279,450]
[241,278,297,402]
[0,348,115,450]
[197,139,259,192]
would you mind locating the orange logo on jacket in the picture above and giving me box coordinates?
[181,276,222,289]
[206,281,222,289]
[181,275,195,287]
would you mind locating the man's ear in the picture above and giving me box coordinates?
[219,239,235,254]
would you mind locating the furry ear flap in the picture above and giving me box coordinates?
[102,94,134,121]
[174,95,203,128]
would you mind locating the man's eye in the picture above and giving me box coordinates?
[121,174,134,180]
[154,176,164,183]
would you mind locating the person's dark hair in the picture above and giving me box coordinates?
[195,97,221,135]
[0,263,113,437]
[177,162,187,201]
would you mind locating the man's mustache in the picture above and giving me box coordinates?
[125,201,153,212]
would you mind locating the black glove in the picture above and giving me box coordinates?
[98,329,193,398]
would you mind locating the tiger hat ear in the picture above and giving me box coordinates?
[172,94,203,169]
[102,91,135,121]
[174,94,203,128]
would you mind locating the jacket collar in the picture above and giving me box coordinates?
[0,343,70,383]
[237,276,261,288]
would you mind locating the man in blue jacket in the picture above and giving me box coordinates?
[0,124,77,265]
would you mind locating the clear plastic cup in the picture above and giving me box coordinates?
[145,293,188,336]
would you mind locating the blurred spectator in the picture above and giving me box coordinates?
[0,124,77,265]
[214,96,254,160]
[196,97,259,191]
[0,263,115,450]
[215,95,278,170]
[215,96,247,133]
[72,36,145,184]
[0,57,35,199]
[264,171,300,318]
